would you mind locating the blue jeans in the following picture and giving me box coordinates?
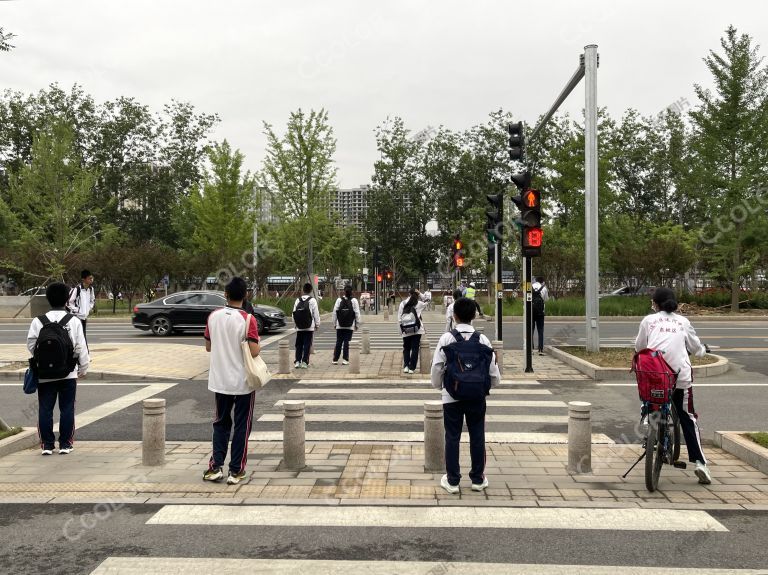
[443,399,486,485]
[402,334,421,370]
[333,329,354,361]
[295,331,313,364]
[37,378,77,450]
[209,392,256,474]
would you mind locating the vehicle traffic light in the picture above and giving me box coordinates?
[511,170,542,258]
[507,121,524,161]
[376,273,383,283]
[386,270,393,281]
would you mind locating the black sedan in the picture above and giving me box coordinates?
[132,290,287,336]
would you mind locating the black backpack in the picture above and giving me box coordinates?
[337,298,355,328]
[32,314,76,379]
[532,287,545,316]
[293,297,313,329]
[442,330,493,401]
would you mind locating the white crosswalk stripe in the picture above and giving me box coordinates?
[89,558,768,575]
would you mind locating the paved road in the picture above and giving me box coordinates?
[1,318,766,352]
[1,503,767,575]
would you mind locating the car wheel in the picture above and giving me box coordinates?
[150,315,173,336]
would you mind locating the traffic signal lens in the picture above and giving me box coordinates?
[526,228,543,247]
[524,190,537,207]
[456,256,464,267]
[455,240,462,250]
[386,271,392,280]
[376,274,382,282]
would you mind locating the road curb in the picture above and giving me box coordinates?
[0,427,38,458]
[714,431,768,475]
[547,346,729,380]
[0,370,187,383]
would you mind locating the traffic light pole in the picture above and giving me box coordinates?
[523,256,533,373]
[374,267,379,315]
[495,241,502,342]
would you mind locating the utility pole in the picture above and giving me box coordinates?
[584,44,600,352]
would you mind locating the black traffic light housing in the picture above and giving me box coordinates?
[507,121,524,161]
[451,235,465,268]
[511,170,542,258]
[486,194,503,264]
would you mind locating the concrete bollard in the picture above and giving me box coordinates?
[142,398,166,466]
[384,306,389,320]
[419,338,431,374]
[283,400,306,470]
[424,401,445,473]
[278,340,291,374]
[361,327,370,354]
[349,341,360,374]
[567,401,592,474]
[492,340,503,375]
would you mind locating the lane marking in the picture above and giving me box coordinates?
[73,383,177,428]
[248,431,614,443]
[90,558,764,575]
[273,399,566,408]
[146,505,726,532]
[257,414,569,423]
[0,383,149,387]
[286,387,552,395]
[296,379,540,385]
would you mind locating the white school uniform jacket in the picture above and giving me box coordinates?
[27,310,90,382]
[430,323,500,404]
[397,299,427,337]
[67,284,95,321]
[634,311,706,387]
[292,295,321,332]
[332,297,361,330]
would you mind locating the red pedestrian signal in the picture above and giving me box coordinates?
[376,273,383,282]
[456,255,465,267]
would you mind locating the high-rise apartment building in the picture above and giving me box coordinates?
[330,184,369,230]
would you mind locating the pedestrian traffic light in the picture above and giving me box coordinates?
[376,273,383,282]
[507,121,524,161]
[486,194,503,243]
[386,270,393,281]
[450,235,464,268]
[511,171,542,257]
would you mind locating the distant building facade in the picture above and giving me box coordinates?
[330,184,369,231]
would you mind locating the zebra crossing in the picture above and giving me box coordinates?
[85,505,760,574]
[249,377,613,443]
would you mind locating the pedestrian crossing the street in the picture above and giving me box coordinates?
[249,378,613,444]
[311,320,473,351]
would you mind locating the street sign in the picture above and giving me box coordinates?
[362,268,369,275]
[526,292,532,302]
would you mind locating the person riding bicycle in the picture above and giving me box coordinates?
[634,287,711,484]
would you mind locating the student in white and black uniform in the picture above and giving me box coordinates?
[203,277,260,485]
[67,269,95,343]
[292,282,321,369]
[331,285,361,365]
[398,289,427,373]
[445,288,463,333]
[635,287,712,485]
[27,283,90,455]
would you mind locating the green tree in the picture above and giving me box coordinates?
[690,26,768,311]
[184,141,256,275]
[0,27,14,52]
[5,120,107,279]
[261,109,337,287]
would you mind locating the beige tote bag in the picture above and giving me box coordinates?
[242,315,271,390]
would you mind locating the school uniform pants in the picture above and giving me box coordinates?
[402,334,421,370]
[294,330,313,364]
[532,313,545,351]
[209,391,256,474]
[443,399,486,486]
[673,387,706,464]
[333,329,354,361]
[38,378,77,450]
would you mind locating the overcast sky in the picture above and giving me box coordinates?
[2,1,766,187]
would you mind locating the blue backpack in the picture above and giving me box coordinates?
[442,329,493,401]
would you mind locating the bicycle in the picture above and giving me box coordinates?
[623,360,684,492]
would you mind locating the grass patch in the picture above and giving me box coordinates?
[558,346,720,368]
[0,427,23,441]
[745,432,768,449]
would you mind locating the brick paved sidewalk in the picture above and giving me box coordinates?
[1,441,765,509]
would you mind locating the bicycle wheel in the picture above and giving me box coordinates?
[645,413,667,492]
[671,405,681,463]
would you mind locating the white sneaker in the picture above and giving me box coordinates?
[471,477,489,492]
[294,361,301,369]
[299,362,308,369]
[440,474,460,494]
[41,449,53,456]
[694,461,712,485]
[341,360,349,365]
[403,366,409,373]
[332,360,338,365]
[58,447,73,455]
[407,369,415,374]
